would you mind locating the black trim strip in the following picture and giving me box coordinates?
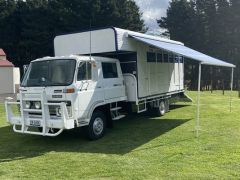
[129,34,183,46]
[111,27,118,51]
[138,90,184,100]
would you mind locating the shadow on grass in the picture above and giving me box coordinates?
[0,114,191,163]
[170,104,191,110]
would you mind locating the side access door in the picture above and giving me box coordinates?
[101,61,126,100]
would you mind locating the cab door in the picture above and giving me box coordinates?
[101,62,125,100]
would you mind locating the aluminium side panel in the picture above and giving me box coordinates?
[135,41,184,98]
[136,42,149,97]
[136,43,170,98]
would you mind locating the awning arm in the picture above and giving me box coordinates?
[196,62,202,138]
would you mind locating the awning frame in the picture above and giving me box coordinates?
[129,34,235,138]
[129,34,235,68]
[195,63,234,137]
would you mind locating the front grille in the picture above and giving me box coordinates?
[49,105,58,115]
[28,101,72,117]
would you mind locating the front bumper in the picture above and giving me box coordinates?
[5,100,75,137]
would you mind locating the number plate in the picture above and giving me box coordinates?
[30,120,41,127]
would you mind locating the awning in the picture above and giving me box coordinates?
[129,34,235,68]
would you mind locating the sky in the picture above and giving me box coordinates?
[134,0,170,34]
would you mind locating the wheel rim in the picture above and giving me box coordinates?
[93,117,104,136]
[159,102,165,114]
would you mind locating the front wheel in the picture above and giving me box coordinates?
[84,110,106,140]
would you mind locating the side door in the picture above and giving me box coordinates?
[76,61,104,115]
[101,62,125,100]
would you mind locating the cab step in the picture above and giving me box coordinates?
[112,115,126,120]
[110,107,122,111]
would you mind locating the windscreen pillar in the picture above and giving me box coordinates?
[196,62,202,138]
[230,68,234,112]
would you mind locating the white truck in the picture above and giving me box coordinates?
[5,27,190,140]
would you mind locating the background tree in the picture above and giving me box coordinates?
[0,0,145,70]
[158,0,238,90]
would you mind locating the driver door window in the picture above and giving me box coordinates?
[77,62,92,81]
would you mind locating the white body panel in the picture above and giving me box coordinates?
[0,67,20,94]
[13,67,20,86]
[123,74,137,102]
[54,28,116,56]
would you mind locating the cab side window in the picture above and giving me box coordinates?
[102,62,118,79]
[77,62,92,81]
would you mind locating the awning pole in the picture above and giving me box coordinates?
[196,63,202,138]
[178,57,180,91]
[230,68,234,112]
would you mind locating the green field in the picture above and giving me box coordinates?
[0,91,240,179]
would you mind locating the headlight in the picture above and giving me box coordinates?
[34,101,41,109]
[25,101,31,109]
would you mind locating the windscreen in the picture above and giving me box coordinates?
[21,59,76,87]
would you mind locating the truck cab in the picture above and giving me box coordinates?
[5,55,127,139]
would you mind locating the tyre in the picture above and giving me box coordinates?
[84,110,106,140]
[156,101,166,116]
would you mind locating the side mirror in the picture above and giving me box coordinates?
[21,64,29,83]
[23,65,29,74]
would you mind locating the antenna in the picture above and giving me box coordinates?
[86,19,92,81]
[89,20,92,62]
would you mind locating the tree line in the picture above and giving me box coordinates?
[0,0,144,68]
[159,0,240,91]
[1,0,239,91]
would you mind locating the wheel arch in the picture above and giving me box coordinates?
[88,102,113,128]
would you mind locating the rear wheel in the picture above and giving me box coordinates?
[156,101,166,116]
[84,110,106,140]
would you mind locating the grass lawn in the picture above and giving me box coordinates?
[0,91,240,179]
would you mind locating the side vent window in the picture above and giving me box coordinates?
[102,62,118,79]
[169,53,174,63]
[147,52,156,62]
[157,52,163,62]
[163,53,168,63]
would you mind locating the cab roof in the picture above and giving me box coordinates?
[32,55,118,63]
